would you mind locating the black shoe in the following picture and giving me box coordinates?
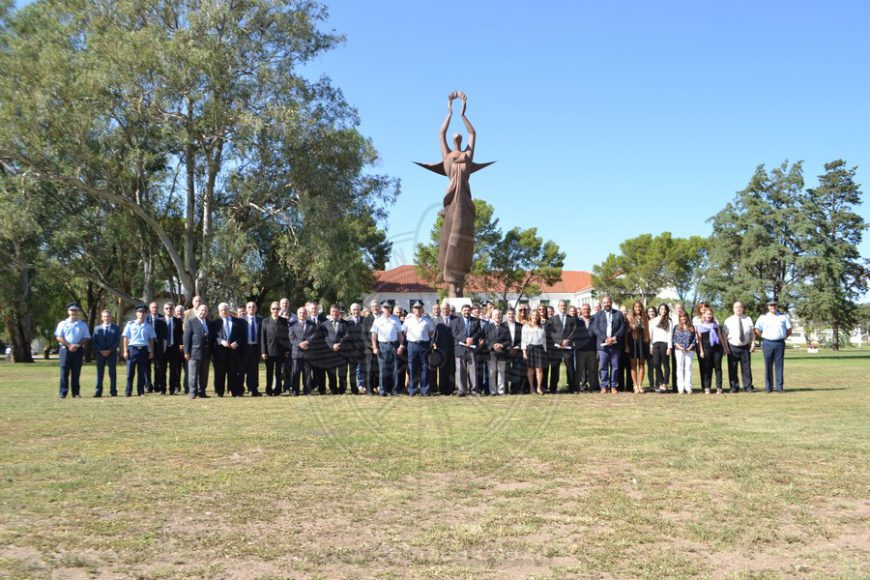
[730,388,739,393]
[251,391,262,397]
[198,394,210,398]
[93,393,102,398]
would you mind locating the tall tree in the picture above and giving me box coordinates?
[664,235,709,307]
[487,227,565,309]
[702,161,807,312]
[0,0,396,309]
[794,160,868,350]
[592,233,676,306]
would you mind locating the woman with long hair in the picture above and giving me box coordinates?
[650,303,673,393]
[625,301,650,394]
[522,310,547,394]
[697,307,730,394]
[673,310,697,394]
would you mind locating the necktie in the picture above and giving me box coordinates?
[224,318,230,340]
[465,318,470,334]
[168,318,173,346]
[249,318,255,343]
[201,319,208,335]
[333,320,338,332]
[738,317,746,344]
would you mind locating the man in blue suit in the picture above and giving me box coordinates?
[92,309,120,397]
[590,295,626,394]
[212,302,247,397]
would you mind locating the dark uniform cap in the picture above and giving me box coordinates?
[380,300,393,307]
[135,304,148,312]
[767,300,778,305]
[66,302,81,310]
[412,300,424,309]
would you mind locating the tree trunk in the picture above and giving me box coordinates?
[832,321,840,351]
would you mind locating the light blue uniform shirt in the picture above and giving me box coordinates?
[755,312,792,341]
[54,318,91,346]
[123,320,157,350]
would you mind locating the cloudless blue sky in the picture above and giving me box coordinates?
[302,0,870,271]
[11,0,870,272]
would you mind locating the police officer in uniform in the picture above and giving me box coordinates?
[54,302,91,398]
[122,304,157,396]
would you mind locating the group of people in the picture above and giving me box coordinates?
[52,294,793,399]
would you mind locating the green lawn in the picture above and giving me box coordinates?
[1,352,868,579]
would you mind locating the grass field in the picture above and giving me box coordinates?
[1,351,868,579]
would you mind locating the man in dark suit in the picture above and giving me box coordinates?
[482,308,511,395]
[344,303,366,394]
[361,299,381,394]
[161,302,184,395]
[590,295,626,394]
[431,302,455,396]
[572,303,599,392]
[449,303,483,396]
[145,301,166,393]
[288,306,317,395]
[211,302,246,397]
[241,301,263,396]
[305,302,327,392]
[321,304,349,394]
[260,301,290,396]
[92,309,120,397]
[503,308,524,394]
[183,303,212,398]
[549,300,577,393]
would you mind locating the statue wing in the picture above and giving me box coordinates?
[414,161,447,176]
[469,161,495,174]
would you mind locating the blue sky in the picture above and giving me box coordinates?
[12,0,870,272]
[302,0,870,271]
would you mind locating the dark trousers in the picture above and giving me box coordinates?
[164,346,183,394]
[311,365,326,394]
[762,339,786,392]
[291,357,311,395]
[597,347,620,390]
[242,346,261,394]
[326,363,348,394]
[617,350,633,391]
[213,353,242,396]
[699,344,724,390]
[506,354,523,393]
[407,341,431,395]
[94,350,117,396]
[152,349,167,393]
[547,352,561,393]
[727,344,754,391]
[364,351,378,393]
[646,355,656,389]
[125,346,150,396]
[575,349,599,390]
[265,355,285,395]
[59,347,84,397]
[377,342,399,395]
[433,352,455,395]
[562,350,577,392]
[651,342,670,388]
[670,348,677,388]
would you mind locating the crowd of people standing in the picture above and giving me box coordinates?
[52,294,793,399]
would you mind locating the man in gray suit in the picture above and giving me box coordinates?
[183,304,212,398]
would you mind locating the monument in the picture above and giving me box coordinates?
[416,91,494,297]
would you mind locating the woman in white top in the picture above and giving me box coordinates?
[522,310,547,395]
[649,303,673,393]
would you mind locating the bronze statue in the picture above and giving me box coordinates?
[416,91,494,297]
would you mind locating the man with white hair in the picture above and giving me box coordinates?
[183,303,212,398]
[212,302,246,397]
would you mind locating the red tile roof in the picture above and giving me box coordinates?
[372,265,592,294]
